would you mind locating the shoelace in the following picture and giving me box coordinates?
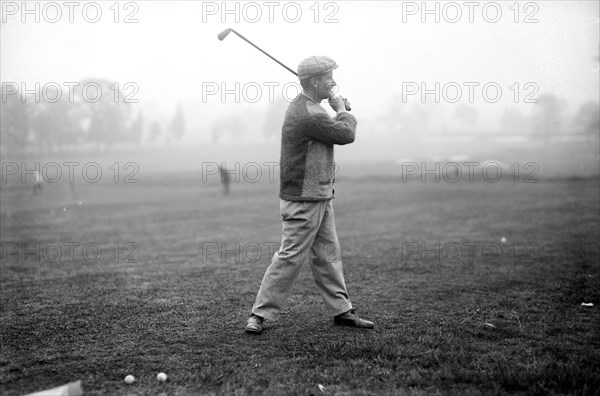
[341,309,358,317]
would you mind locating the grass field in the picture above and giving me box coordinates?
[1,167,599,395]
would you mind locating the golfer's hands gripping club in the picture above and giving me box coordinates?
[328,95,351,112]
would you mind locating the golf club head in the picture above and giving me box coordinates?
[217,28,233,41]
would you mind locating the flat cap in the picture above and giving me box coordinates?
[297,56,338,81]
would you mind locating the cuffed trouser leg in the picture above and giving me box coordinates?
[309,199,353,316]
[252,199,352,320]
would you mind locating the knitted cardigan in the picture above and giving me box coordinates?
[279,94,357,201]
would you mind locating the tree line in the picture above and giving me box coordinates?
[1,78,185,155]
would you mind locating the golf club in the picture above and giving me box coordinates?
[217,28,351,110]
[218,28,297,76]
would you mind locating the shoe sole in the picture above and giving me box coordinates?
[245,327,262,334]
[334,321,375,329]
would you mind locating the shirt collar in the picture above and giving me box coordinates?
[301,92,320,104]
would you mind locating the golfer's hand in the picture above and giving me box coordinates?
[328,95,351,112]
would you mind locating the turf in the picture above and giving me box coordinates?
[1,170,599,395]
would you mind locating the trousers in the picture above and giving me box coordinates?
[251,199,353,321]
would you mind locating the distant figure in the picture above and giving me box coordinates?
[218,165,230,195]
[32,171,43,196]
[70,180,76,200]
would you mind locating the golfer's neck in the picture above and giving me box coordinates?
[302,89,321,103]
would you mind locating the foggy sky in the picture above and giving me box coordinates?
[1,0,599,142]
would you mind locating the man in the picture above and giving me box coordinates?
[218,164,231,195]
[245,56,374,334]
[32,170,43,197]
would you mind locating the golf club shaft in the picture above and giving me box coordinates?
[218,28,350,110]
[223,29,298,76]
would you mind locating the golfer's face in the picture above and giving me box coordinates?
[316,71,336,99]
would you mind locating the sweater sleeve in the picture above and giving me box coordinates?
[304,111,357,146]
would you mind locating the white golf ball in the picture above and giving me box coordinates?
[157,372,168,382]
[500,237,507,243]
[124,375,135,384]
